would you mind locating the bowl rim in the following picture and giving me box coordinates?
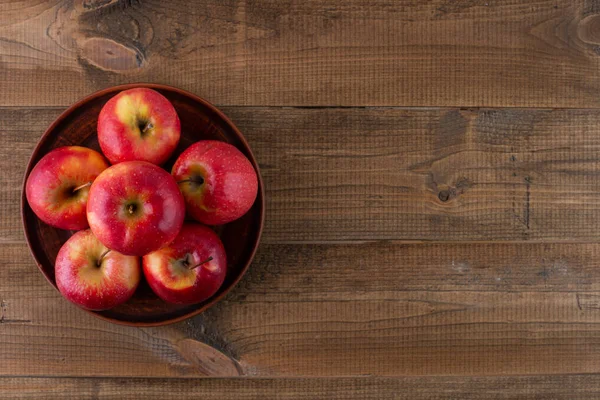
[20,82,265,327]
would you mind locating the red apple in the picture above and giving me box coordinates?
[25,146,109,230]
[171,140,258,225]
[98,88,180,165]
[87,161,185,256]
[55,229,140,310]
[143,223,227,305]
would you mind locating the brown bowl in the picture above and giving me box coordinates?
[21,83,264,326]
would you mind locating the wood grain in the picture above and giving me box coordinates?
[4,241,600,377]
[4,375,600,399]
[2,0,600,107]
[5,0,600,397]
[246,242,600,294]
[239,106,600,242]
[5,106,600,243]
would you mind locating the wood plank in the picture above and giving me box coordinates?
[4,242,600,377]
[240,107,600,242]
[7,241,600,300]
[5,106,600,243]
[1,0,600,107]
[4,375,600,399]
[245,242,600,294]
[4,293,600,377]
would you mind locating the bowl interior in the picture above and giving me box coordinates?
[21,84,264,326]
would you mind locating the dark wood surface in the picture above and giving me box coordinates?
[3,0,600,398]
[4,376,600,399]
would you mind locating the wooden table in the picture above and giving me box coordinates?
[3,0,600,398]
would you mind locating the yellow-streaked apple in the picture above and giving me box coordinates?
[98,88,180,165]
[55,229,140,310]
[25,146,109,230]
[172,140,258,225]
[143,223,226,305]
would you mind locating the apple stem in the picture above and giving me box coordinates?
[177,176,205,185]
[72,182,92,193]
[189,256,213,270]
[142,122,154,134]
[127,204,135,215]
[97,249,111,267]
